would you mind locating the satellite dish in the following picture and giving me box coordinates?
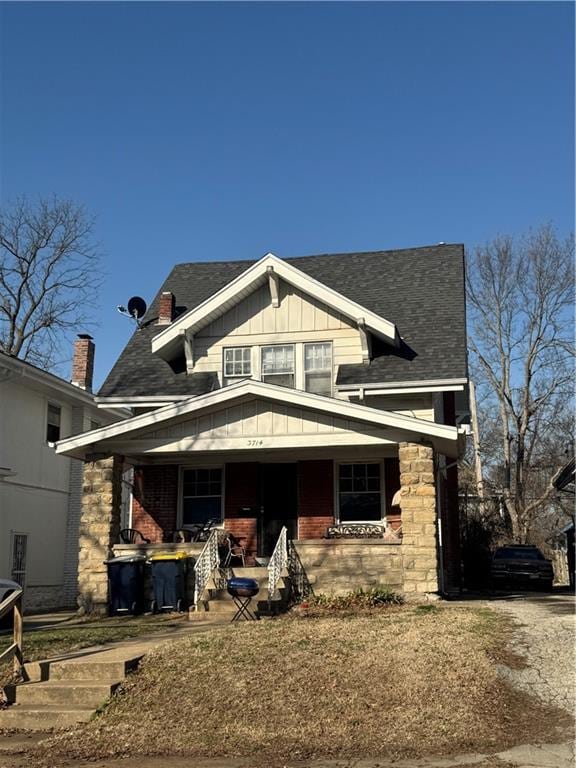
[127,296,147,320]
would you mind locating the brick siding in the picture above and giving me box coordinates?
[297,460,334,538]
[224,463,259,555]
[132,465,178,542]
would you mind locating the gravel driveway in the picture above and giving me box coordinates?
[488,590,575,715]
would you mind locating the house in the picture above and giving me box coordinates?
[0,338,126,611]
[56,245,469,611]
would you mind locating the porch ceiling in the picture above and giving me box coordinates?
[56,380,463,461]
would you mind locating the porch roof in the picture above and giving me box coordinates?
[56,380,464,460]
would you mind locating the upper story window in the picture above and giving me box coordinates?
[46,403,61,443]
[261,345,295,388]
[224,347,251,378]
[304,342,332,396]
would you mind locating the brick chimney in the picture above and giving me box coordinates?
[157,291,175,326]
[71,334,95,392]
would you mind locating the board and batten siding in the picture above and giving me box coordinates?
[193,282,363,386]
[146,399,385,441]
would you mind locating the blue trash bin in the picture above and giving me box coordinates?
[105,554,146,615]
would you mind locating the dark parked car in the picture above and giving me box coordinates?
[491,545,554,591]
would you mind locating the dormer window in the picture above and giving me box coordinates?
[224,347,252,379]
[261,345,295,388]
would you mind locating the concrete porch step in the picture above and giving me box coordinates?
[48,656,143,682]
[0,704,94,730]
[7,680,120,707]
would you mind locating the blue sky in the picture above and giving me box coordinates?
[1,1,574,387]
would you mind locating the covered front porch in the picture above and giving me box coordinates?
[56,381,463,612]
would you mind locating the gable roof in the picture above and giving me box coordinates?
[57,379,462,459]
[151,253,399,361]
[99,244,467,399]
[0,350,126,416]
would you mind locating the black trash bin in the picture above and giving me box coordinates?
[105,554,146,615]
[149,552,189,613]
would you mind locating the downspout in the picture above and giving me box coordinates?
[435,453,446,596]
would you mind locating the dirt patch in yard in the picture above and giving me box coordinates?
[33,607,572,766]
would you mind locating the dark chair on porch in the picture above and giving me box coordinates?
[119,528,151,544]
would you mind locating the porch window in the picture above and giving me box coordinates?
[261,345,295,388]
[182,468,223,525]
[46,403,61,443]
[224,347,251,378]
[304,342,332,396]
[338,463,382,522]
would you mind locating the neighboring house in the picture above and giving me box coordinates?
[56,245,469,609]
[0,338,125,611]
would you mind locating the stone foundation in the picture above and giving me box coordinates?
[294,539,403,596]
[77,456,123,614]
[399,442,438,596]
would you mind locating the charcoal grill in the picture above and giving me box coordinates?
[227,577,260,622]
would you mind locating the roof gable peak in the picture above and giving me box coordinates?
[150,252,398,363]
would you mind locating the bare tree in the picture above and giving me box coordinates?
[0,196,103,371]
[467,224,574,542]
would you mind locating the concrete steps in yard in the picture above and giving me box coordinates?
[0,649,145,731]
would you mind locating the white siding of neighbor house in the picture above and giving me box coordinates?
[0,379,73,608]
[0,374,119,610]
[193,282,364,385]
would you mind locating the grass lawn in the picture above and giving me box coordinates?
[0,613,187,689]
[36,605,571,766]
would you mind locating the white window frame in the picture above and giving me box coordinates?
[46,401,62,446]
[260,344,296,388]
[178,465,225,528]
[303,341,333,396]
[223,346,252,380]
[334,459,386,525]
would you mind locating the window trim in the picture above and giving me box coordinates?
[334,459,386,525]
[178,464,225,528]
[46,401,62,445]
[260,344,296,388]
[303,341,333,396]
[223,346,252,380]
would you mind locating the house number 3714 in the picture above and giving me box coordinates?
[247,439,264,447]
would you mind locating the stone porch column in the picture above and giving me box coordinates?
[399,442,438,596]
[77,455,123,614]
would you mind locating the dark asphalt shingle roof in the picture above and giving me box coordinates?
[99,244,467,398]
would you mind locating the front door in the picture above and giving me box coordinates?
[259,463,298,557]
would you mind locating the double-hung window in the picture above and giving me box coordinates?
[338,463,382,522]
[304,342,332,396]
[224,347,251,380]
[261,345,295,388]
[182,468,223,526]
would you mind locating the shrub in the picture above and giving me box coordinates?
[305,586,404,611]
